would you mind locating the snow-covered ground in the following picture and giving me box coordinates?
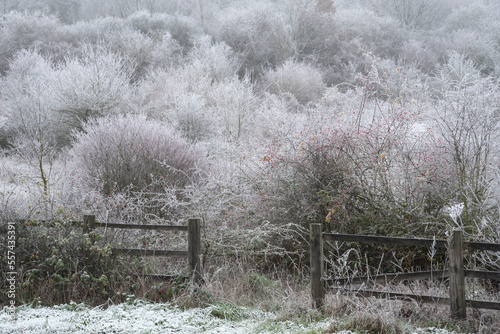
[0,301,463,334]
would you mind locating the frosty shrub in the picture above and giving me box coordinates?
[4,45,133,146]
[248,66,454,236]
[71,115,207,195]
[0,220,120,305]
[42,0,81,23]
[261,60,326,106]
[167,93,215,144]
[64,21,150,81]
[137,36,247,143]
[249,114,450,235]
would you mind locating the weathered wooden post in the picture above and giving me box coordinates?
[449,229,466,319]
[83,214,96,233]
[188,218,202,286]
[310,223,325,310]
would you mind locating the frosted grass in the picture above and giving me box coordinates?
[0,301,332,334]
[0,301,463,334]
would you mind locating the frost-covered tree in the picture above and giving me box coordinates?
[137,36,243,142]
[334,7,406,61]
[433,53,500,230]
[0,0,24,13]
[1,51,62,193]
[287,3,363,85]
[55,46,133,136]
[208,77,256,142]
[59,16,184,81]
[370,0,451,29]
[185,35,241,84]
[43,0,81,23]
[210,1,295,79]
[0,12,61,74]
[443,3,500,75]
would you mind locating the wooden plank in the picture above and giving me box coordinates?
[311,224,325,310]
[17,219,189,232]
[112,248,188,257]
[468,300,500,311]
[142,274,186,281]
[94,222,188,231]
[464,241,500,253]
[449,229,466,319]
[16,219,81,225]
[326,270,499,286]
[323,233,448,248]
[331,287,450,305]
[464,270,500,280]
[188,218,202,286]
[326,270,449,286]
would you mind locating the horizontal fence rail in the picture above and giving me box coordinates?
[13,219,188,232]
[312,225,500,319]
[464,241,500,252]
[111,249,188,257]
[326,270,500,286]
[324,233,448,248]
[329,288,500,311]
[94,222,188,232]
[324,232,500,252]
[331,287,452,305]
[326,270,450,286]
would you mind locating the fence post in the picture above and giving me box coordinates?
[83,215,96,233]
[310,223,325,310]
[188,218,202,286]
[449,229,466,319]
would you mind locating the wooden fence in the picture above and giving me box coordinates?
[310,224,500,319]
[82,215,202,285]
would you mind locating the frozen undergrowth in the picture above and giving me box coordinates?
[0,301,463,334]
